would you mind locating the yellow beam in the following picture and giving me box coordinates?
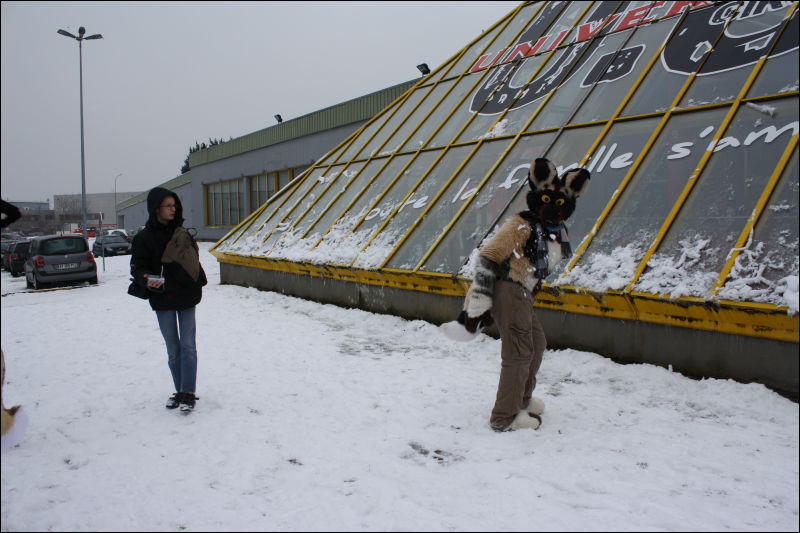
[210,250,799,343]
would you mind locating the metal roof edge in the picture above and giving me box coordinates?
[188,79,418,168]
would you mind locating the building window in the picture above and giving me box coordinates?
[206,177,246,226]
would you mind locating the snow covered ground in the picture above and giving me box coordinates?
[1,242,798,531]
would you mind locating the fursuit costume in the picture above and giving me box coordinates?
[459,158,590,431]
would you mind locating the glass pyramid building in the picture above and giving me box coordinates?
[211,1,799,392]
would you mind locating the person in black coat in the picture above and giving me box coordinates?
[130,187,207,412]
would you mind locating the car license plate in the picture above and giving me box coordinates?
[55,262,79,270]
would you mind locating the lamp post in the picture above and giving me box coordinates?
[114,172,123,227]
[57,26,103,241]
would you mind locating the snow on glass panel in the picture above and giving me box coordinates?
[420,131,557,274]
[679,2,795,108]
[384,139,512,271]
[748,9,799,98]
[634,97,799,298]
[268,161,366,260]
[301,158,392,243]
[718,148,799,313]
[352,147,472,269]
[561,107,729,291]
[622,4,733,116]
[217,169,320,255]
[310,152,429,265]
[257,166,345,254]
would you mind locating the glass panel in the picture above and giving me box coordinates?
[528,30,631,131]
[572,18,678,124]
[263,174,272,200]
[301,158,387,236]
[317,137,350,166]
[679,3,793,108]
[206,187,214,225]
[564,107,729,290]
[622,5,729,116]
[748,10,799,98]
[238,182,245,224]
[357,89,426,159]
[718,148,798,306]
[634,98,798,297]
[385,139,513,270]
[400,74,481,152]
[379,80,456,155]
[426,3,569,148]
[269,161,367,256]
[214,189,222,226]
[338,98,404,163]
[222,187,230,226]
[290,152,438,262]
[261,165,346,251]
[426,69,497,148]
[312,153,419,264]
[421,131,558,273]
[243,167,327,249]
[220,177,304,254]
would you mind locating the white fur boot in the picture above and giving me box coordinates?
[525,397,545,415]
[509,410,541,430]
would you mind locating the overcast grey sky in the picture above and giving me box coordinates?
[0,1,519,204]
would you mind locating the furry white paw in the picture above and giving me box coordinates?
[509,410,541,430]
[525,397,545,415]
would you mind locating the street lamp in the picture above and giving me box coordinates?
[114,172,123,227]
[57,26,103,241]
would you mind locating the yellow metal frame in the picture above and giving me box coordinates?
[211,1,799,343]
[211,247,798,343]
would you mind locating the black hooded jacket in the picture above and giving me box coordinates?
[130,187,206,311]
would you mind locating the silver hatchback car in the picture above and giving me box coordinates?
[25,235,97,290]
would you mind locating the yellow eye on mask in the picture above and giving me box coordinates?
[540,194,551,204]
[555,198,565,206]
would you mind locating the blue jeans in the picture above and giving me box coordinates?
[155,307,197,394]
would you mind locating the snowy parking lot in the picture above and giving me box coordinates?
[1,243,798,531]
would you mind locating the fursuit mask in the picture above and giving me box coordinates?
[526,158,591,226]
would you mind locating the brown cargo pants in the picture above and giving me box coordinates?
[489,280,547,431]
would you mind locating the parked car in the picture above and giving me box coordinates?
[1,232,23,241]
[72,227,97,238]
[128,226,146,240]
[1,240,16,271]
[25,235,97,290]
[8,240,31,277]
[100,228,131,242]
[92,235,132,256]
